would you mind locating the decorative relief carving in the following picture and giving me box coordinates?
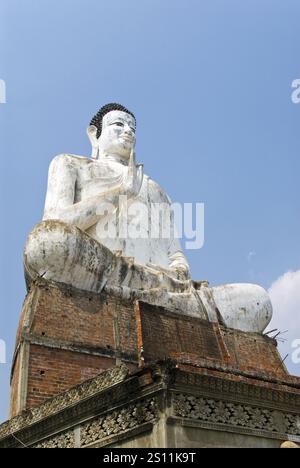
[173,393,300,437]
[174,371,300,409]
[1,364,299,447]
[33,430,74,449]
[81,397,158,447]
[286,414,300,436]
[0,364,129,440]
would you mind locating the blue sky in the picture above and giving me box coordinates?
[0,0,299,423]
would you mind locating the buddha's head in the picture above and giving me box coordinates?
[87,103,136,161]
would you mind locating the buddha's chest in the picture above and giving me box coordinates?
[75,160,127,200]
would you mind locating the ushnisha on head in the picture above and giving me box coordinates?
[87,103,137,161]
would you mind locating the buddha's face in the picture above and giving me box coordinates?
[97,110,136,159]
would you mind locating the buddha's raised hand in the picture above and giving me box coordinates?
[123,148,144,198]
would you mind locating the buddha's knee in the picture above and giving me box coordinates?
[24,220,114,292]
[211,283,273,333]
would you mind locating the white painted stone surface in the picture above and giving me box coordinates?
[211,284,273,333]
[24,108,273,333]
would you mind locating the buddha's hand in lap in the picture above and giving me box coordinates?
[172,266,191,281]
[146,263,190,282]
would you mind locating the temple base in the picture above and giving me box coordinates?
[2,358,300,448]
[3,279,300,447]
[9,279,295,419]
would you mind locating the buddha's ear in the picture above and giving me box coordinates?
[87,125,99,159]
[87,125,98,144]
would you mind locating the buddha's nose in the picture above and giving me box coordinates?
[123,124,133,135]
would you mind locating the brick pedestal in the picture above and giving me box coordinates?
[10,279,138,416]
[10,278,293,418]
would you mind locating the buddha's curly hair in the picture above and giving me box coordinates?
[90,103,136,139]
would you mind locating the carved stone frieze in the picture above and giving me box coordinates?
[0,364,129,441]
[33,430,74,449]
[174,371,300,410]
[172,393,300,437]
[81,397,158,447]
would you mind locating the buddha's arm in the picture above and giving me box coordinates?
[43,154,123,231]
[147,178,191,279]
[166,192,190,278]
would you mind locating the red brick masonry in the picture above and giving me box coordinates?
[10,279,298,417]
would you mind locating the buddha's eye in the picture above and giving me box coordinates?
[113,122,124,127]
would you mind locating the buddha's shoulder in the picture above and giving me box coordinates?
[50,153,93,168]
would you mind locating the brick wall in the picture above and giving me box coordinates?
[138,303,287,380]
[222,328,287,377]
[26,345,115,408]
[139,303,222,363]
[9,351,20,417]
[10,280,140,417]
[10,279,291,417]
[32,285,119,350]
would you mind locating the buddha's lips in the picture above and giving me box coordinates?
[119,135,134,143]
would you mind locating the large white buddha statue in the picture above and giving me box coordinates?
[24,103,272,333]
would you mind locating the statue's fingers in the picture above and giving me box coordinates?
[137,163,144,176]
[137,164,144,192]
[146,263,158,270]
[130,148,135,169]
